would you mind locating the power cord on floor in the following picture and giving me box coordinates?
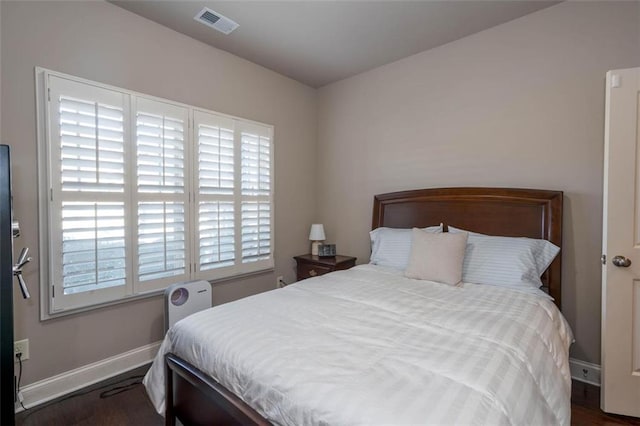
[18,373,145,425]
[16,352,27,411]
[99,378,143,398]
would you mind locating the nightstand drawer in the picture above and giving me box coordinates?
[297,263,332,280]
[294,254,357,281]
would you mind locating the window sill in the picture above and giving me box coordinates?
[40,268,275,321]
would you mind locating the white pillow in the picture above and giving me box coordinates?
[447,226,484,237]
[370,224,443,270]
[448,225,560,290]
[404,228,468,286]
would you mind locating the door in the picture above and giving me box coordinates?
[602,67,640,416]
[0,146,15,425]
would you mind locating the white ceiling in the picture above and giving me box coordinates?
[110,1,558,88]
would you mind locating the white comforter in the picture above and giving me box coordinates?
[144,265,573,425]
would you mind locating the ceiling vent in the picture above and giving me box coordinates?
[194,7,239,35]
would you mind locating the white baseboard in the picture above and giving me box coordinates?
[570,358,601,386]
[16,340,162,413]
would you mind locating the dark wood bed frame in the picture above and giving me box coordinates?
[164,187,563,426]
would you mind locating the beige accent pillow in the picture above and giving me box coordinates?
[404,228,468,286]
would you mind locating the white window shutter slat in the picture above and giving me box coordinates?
[59,97,125,193]
[137,201,186,281]
[241,201,271,263]
[241,132,271,197]
[198,202,235,270]
[136,110,185,194]
[196,111,235,196]
[61,202,127,294]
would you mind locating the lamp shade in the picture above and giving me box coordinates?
[309,224,326,241]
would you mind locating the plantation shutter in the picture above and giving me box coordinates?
[239,122,273,271]
[193,111,236,278]
[42,69,275,316]
[48,76,131,312]
[193,113,273,277]
[134,97,190,291]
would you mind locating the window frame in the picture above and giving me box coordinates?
[35,67,275,320]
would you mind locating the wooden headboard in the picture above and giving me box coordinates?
[372,187,563,308]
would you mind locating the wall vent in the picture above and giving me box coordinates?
[194,7,239,35]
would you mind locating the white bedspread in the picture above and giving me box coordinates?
[144,265,573,425]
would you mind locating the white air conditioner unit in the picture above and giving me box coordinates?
[164,280,212,332]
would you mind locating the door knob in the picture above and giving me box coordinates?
[612,255,632,267]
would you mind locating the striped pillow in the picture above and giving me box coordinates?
[370,224,443,270]
[448,226,560,290]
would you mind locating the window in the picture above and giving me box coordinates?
[38,69,274,315]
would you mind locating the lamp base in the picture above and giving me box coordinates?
[311,241,321,256]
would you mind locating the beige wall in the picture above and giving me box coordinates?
[317,1,640,364]
[2,0,637,387]
[1,1,317,385]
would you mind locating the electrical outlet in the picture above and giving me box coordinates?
[14,339,29,361]
[276,276,284,288]
[569,358,601,386]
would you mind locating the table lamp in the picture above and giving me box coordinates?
[309,224,326,256]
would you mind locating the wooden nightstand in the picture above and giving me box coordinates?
[294,254,357,281]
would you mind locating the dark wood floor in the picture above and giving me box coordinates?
[14,366,640,425]
[571,381,640,426]
[15,365,162,426]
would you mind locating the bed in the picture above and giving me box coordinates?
[144,187,572,425]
